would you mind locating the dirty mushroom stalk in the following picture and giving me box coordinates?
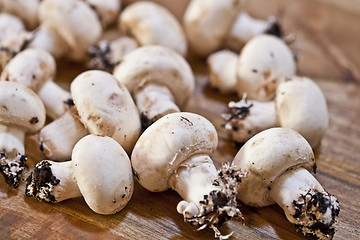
[232,128,339,240]
[131,112,247,239]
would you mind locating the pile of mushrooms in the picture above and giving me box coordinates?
[0,1,341,240]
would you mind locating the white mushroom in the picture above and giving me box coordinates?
[232,128,339,240]
[0,48,72,119]
[119,1,187,56]
[36,0,102,61]
[236,34,296,101]
[207,35,295,99]
[26,134,134,215]
[0,81,45,188]
[207,50,238,94]
[131,112,246,239]
[0,0,40,29]
[223,76,329,148]
[183,0,283,57]
[113,46,195,128]
[39,70,141,160]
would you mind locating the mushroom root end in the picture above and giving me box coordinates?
[292,189,340,240]
[0,152,27,188]
[183,163,247,239]
[25,160,59,202]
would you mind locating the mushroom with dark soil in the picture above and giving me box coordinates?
[232,128,339,240]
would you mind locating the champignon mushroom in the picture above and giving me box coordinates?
[26,134,134,215]
[0,48,72,119]
[39,70,141,160]
[207,35,295,100]
[232,128,339,240]
[207,50,238,94]
[119,1,187,56]
[0,81,45,188]
[131,112,246,239]
[183,0,283,57]
[0,0,40,30]
[113,45,194,128]
[223,76,328,148]
[236,34,296,101]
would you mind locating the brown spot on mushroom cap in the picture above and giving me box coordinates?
[86,114,116,137]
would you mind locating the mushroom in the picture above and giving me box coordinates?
[113,45,195,128]
[236,34,296,101]
[0,81,45,188]
[183,0,283,57]
[119,1,187,56]
[26,134,134,215]
[223,76,329,148]
[207,35,295,100]
[0,0,40,30]
[39,70,141,160]
[231,127,339,240]
[131,112,246,239]
[0,48,72,119]
[207,50,238,94]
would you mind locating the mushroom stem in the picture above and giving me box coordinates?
[37,80,72,119]
[226,13,282,51]
[26,160,81,202]
[0,123,26,188]
[222,96,277,142]
[269,167,340,240]
[135,84,180,128]
[39,108,88,160]
[171,154,219,217]
[170,154,246,239]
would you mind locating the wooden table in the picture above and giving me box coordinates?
[1,0,359,239]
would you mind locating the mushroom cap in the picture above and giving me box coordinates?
[131,112,218,192]
[72,135,133,215]
[70,70,141,154]
[236,34,296,101]
[232,128,315,207]
[0,48,56,92]
[183,0,242,57]
[113,45,194,110]
[39,0,102,61]
[119,1,187,56]
[0,81,45,132]
[276,76,329,148]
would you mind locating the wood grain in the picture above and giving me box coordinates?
[1,1,360,239]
